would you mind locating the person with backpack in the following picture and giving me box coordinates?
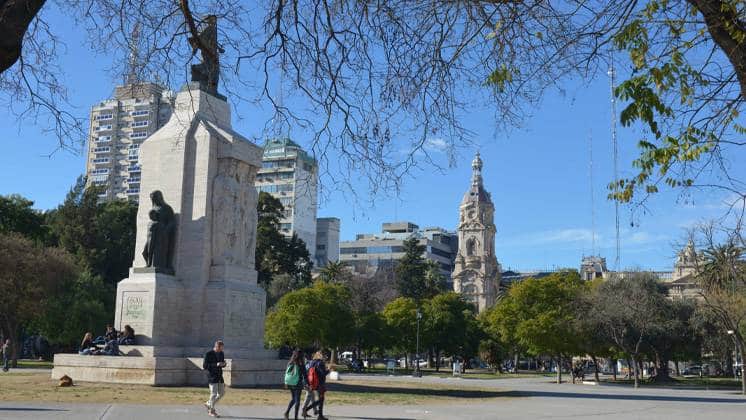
[303,351,330,420]
[301,354,318,418]
[203,340,227,418]
[283,350,306,420]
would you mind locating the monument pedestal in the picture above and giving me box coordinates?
[52,85,284,387]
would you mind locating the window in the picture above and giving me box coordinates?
[132,120,149,127]
[97,124,113,131]
[128,165,141,172]
[93,146,110,153]
[280,223,292,231]
[131,131,148,139]
[341,247,367,254]
[91,168,109,175]
[93,158,110,164]
[316,244,326,250]
[126,188,140,195]
[96,136,111,143]
[262,159,295,169]
[127,177,141,183]
[128,144,140,150]
[90,174,108,183]
[131,110,150,117]
[96,114,113,120]
[257,184,294,194]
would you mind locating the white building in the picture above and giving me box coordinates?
[255,138,318,261]
[452,152,501,313]
[316,217,340,268]
[85,83,174,201]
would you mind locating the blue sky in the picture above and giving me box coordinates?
[1,5,742,272]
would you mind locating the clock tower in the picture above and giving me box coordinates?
[452,152,500,312]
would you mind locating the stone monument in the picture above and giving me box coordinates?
[52,16,284,386]
[452,152,501,313]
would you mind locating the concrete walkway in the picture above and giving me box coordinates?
[0,373,744,419]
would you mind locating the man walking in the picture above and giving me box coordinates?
[203,340,226,417]
[2,338,10,372]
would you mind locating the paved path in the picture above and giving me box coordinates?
[1,373,744,419]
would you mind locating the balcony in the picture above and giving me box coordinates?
[128,165,141,173]
[131,110,150,117]
[97,125,113,132]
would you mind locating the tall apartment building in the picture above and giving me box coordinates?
[339,221,458,282]
[255,138,318,261]
[315,217,340,268]
[85,83,174,201]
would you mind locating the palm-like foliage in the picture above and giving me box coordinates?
[699,242,745,292]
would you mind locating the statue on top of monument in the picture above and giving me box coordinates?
[187,14,224,95]
[142,190,176,274]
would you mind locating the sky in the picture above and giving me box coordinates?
[1,5,743,273]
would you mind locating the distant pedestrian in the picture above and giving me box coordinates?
[303,351,330,420]
[283,350,306,420]
[2,338,10,372]
[203,340,227,417]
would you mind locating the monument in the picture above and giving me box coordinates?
[52,16,285,386]
[452,152,501,313]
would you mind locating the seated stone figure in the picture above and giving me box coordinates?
[141,190,175,274]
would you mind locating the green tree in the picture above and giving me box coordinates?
[381,297,419,369]
[486,271,584,384]
[319,261,351,283]
[643,298,700,383]
[395,238,443,301]
[265,281,354,353]
[590,273,671,388]
[421,292,480,371]
[255,192,312,296]
[697,240,746,394]
[0,194,48,242]
[0,233,78,365]
[28,271,110,348]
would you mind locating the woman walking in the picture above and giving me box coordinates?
[303,351,329,420]
[284,350,306,420]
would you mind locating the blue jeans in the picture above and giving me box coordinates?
[2,354,9,371]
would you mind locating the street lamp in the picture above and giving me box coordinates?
[727,330,738,381]
[414,309,422,378]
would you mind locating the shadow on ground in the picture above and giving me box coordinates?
[0,408,68,412]
[328,383,506,399]
[503,390,746,404]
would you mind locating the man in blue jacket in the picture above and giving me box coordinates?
[203,340,227,417]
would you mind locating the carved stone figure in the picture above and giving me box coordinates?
[213,159,242,265]
[142,190,176,274]
[188,14,224,95]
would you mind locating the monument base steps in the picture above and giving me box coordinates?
[52,354,286,387]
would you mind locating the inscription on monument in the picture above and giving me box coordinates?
[120,291,150,330]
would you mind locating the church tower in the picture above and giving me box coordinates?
[452,152,501,313]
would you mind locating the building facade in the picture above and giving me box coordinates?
[339,221,458,282]
[255,138,318,261]
[452,152,501,313]
[315,217,341,268]
[85,83,174,201]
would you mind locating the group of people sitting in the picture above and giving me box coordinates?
[78,324,135,356]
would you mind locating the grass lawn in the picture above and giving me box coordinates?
[0,372,511,405]
[15,360,54,369]
[598,376,742,388]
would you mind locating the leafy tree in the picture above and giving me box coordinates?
[46,177,137,292]
[381,297,419,368]
[256,192,313,297]
[319,261,351,283]
[696,239,746,394]
[265,281,354,353]
[590,273,671,388]
[643,298,700,383]
[422,292,480,371]
[353,311,387,360]
[0,194,48,242]
[424,260,448,298]
[486,271,584,384]
[28,271,110,348]
[394,238,432,301]
[0,233,78,365]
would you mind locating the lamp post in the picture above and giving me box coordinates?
[414,308,422,378]
[727,330,738,381]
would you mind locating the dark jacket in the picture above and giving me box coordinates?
[79,339,93,352]
[203,349,225,383]
[104,329,118,342]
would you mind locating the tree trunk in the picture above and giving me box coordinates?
[556,356,562,384]
[675,360,680,377]
[632,356,640,389]
[650,356,674,383]
[612,358,617,381]
[427,349,433,369]
[435,350,440,372]
[0,0,48,74]
[513,352,519,374]
[591,355,600,382]
[687,0,746,98]
[331,348,337,365]
[741,349,745,396]
[404,352,409,372]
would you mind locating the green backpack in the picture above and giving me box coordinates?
[284,363,300,386]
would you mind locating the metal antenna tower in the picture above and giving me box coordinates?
[588,129,596,256]
[608,59,621,270]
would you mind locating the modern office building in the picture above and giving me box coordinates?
[255,138,318,261]
[339,221,458,282]
[85,82,174,201]
[315,217,341,268]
